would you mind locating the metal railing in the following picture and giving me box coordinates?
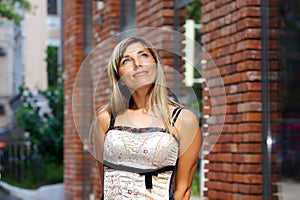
[0,143,45,188]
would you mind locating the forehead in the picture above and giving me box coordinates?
[123,42,149,55]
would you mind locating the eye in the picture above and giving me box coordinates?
[121,58,130,65]
[140,53,148,58]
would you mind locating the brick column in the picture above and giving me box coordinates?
[201,0,278,199]
[63,0,85,200]
[136,0,176,66]
[136,0,174,27]
[91,1,121,199]
[136,0,186,93]
[64,0,121,199]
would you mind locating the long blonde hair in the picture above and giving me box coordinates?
[103,37,180,132]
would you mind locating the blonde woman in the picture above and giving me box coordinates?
[95,37,202,200]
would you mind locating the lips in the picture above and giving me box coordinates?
[133,70,148,77]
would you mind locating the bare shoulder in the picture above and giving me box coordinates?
[97,108,111,133]
[175,108,202,156]
[168,105,199,126]
[179,109,199,126]
[97,108,111,121]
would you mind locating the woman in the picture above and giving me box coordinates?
[95,37,202,200]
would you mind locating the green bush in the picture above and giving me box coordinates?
[3,46,64,189]
[191,172,200,196]
[45,162,63,184]
[2,162,63,189]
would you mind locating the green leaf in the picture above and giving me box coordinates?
[0,0,31,24]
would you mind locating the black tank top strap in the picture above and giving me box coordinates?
[171,107,182,127]
[108,112,116,130]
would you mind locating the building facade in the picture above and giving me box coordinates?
[0,0,62,141]
[63,0,299,199]
[23,0,62,90]
[0,19,23,133]
[23,0,48,90]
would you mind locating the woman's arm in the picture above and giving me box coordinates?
[95,109,111,193]
[173,109,203,200]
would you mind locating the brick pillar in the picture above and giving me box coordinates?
[63,0,84,200]
[91,1,121,199]
[136,0,174,27]
[64,0,121,199]
[136,0,176,66]
[136,0,186,93]
[201,0,278,199]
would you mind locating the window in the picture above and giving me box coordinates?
[120,0,136,31]
[48,0,57,14]
[0,104,5,115]
[0,46,6,56]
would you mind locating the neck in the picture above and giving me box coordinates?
[131,86,153,110]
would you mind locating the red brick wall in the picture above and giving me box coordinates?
[64,0,182,199]
[91,1,121,199]
[64,0,121,199]
[136,0,174,27]
[63,0,84,199]
[201,0,279,199]
[65,0,281,199]
[136,0,186,92]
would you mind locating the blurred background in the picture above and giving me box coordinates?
[0,0,299,200]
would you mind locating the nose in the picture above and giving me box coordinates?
[133,57,142,69]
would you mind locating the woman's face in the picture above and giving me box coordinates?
[118,42,157,91]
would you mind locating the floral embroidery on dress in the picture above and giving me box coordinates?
[103,126,178,199]
[103,170,122,200]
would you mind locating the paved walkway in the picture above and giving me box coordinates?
[0,193,19,200]
[0,181,63,200]
[190,180,300,200]
[0,186,19,200]
[0,180,299,200]
[278,180,300,200]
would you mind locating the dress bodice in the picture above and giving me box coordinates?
[102,108,182,200]
[104,126,178,169]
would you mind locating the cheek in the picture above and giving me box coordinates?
[118,70,133,86]
[118,67,131,79]
[149,64,158,79]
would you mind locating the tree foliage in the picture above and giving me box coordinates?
[14,47,64,163]
[46,46,60,88]
[0,0,31,24]
[186,0,202,24]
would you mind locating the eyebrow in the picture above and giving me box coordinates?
[121,55,130,59]
[121,50,147,59]
[137,50,146,54]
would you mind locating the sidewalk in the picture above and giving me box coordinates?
[0,185,20,200]
[278,180,300,200]
[0,181,64,200]
[0,192,20,200]
[0,180,299,200]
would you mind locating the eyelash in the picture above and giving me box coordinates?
[122,59,130,65]
[141,53,148,58]
[121,53,148,65]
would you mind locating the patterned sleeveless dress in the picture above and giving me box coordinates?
[102,107,182,200]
